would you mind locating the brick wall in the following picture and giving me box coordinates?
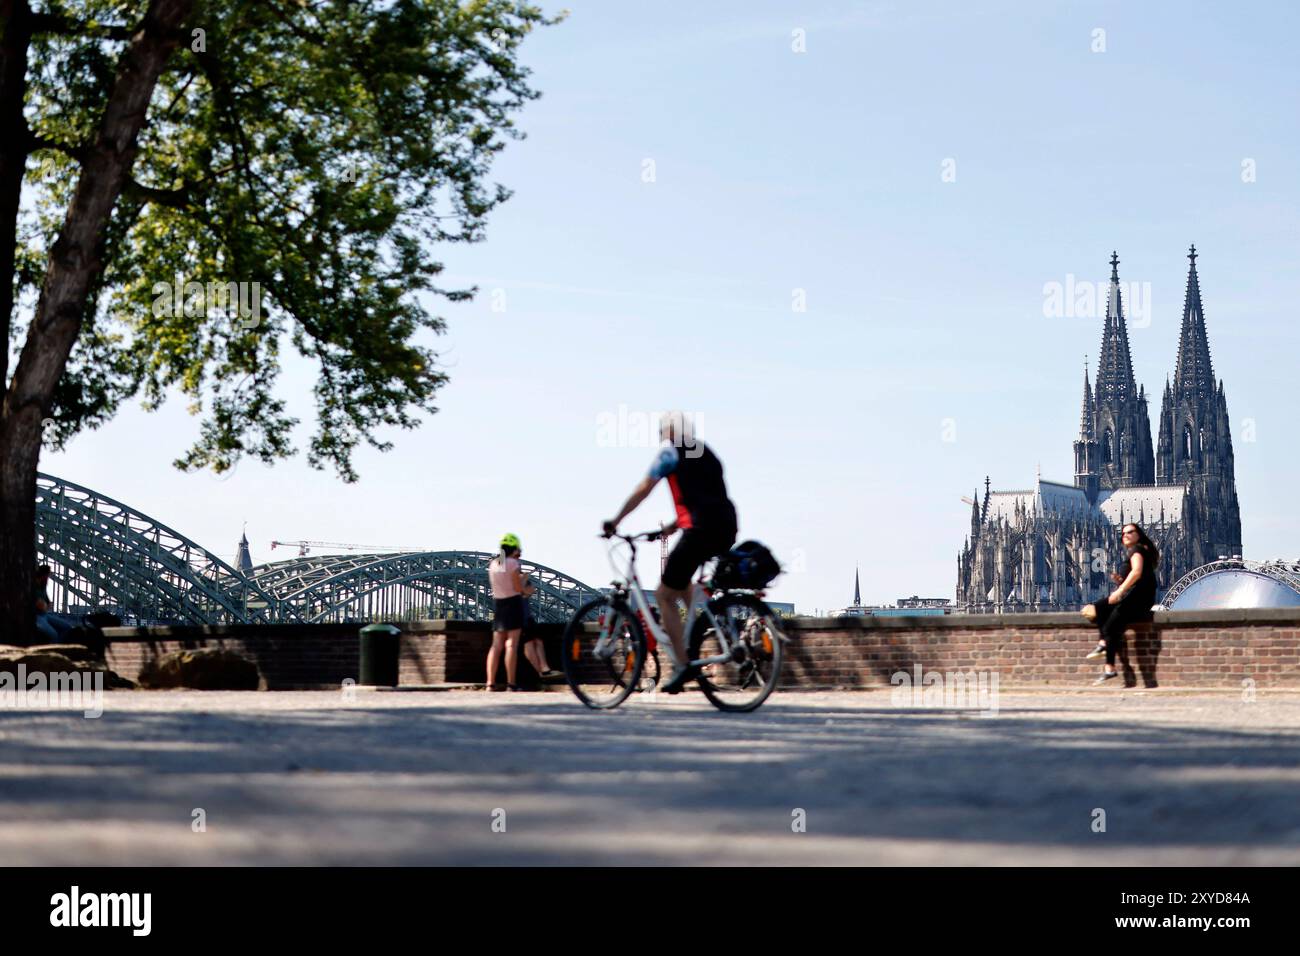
[779,608,1300,689]
[102,608,1300,690]
[103,620,567,689]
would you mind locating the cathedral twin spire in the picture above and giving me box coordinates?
[1075,251,1155,495]
[1170,245,1217,408]
[1094,252,1140,409]
[1155,246,1237,500]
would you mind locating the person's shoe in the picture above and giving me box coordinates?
[1093,671,1119,686]
[538,669,563,680]
[660,663,699,695]
[487,683,506,692]
[1085,643,1107,660]
[507,683,523,692]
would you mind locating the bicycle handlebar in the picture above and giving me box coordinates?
[599,528,663,544]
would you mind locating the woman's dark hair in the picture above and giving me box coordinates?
[1122,523,1159,571]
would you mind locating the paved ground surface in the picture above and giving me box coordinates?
[2,687,1299,865]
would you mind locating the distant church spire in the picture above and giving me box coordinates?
[235,525,253,573]
[853,567,861,607]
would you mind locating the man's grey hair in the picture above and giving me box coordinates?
[659,410,695,447]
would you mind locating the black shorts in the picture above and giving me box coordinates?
[493,595,526,632]
[662,525,737,591]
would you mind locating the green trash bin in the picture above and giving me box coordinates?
[359,623,401,687]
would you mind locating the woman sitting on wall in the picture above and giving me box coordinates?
[1081,523,1159,685]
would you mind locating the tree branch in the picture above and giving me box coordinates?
[27,132,88,162]
[29,11,134,41]
[124,177,188,208]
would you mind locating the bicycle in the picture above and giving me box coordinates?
[561,529,786,712]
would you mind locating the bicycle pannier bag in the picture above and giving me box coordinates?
[713,540,781,589]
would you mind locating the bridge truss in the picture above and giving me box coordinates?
[247,551,604,624]
[34,473,603,626]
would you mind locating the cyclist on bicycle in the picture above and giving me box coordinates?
[603,411,738,693]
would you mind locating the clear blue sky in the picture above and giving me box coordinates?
[44,0,1300,614]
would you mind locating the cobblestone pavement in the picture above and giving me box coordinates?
[2,688,1298,865]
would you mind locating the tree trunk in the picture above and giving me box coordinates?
[0,0,34,392]
[0,0,34,643]
[0,0,193,641]
[0,427,38,643]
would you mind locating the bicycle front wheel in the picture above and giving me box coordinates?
[562,597,646,709]
[688,593,785,712]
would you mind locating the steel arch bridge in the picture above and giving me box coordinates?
[245,551,605,624]
[35,472,603,626]
[36,473,291,625]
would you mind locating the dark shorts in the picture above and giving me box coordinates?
[493,595,526,632]
[662,524,737,591]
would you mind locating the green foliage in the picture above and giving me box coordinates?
[17,0,560,479]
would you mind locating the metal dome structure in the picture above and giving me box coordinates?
[1163,557,1300,611]
[35,472,602,626]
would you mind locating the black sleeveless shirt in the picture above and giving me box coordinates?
[1124,547,1158,609]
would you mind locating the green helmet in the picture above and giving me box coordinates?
[500,533,521,551]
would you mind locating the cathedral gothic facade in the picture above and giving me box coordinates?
[957,247,1243,612]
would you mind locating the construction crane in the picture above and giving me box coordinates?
[270,539,427,557]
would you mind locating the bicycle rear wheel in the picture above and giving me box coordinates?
[688,593,785,712]
[562,597,646,709]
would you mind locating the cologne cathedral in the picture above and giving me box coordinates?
[957,247,1243,612]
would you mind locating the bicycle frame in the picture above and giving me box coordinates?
[600,533,736,669]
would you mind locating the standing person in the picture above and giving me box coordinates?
[1081,523,1159,685]
[603,410,738,694]
[517,559,562,681]
[486,534,533,691]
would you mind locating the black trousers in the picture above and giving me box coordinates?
[1091,599,1153,666]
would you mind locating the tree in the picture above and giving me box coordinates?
[0,0,558,639]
